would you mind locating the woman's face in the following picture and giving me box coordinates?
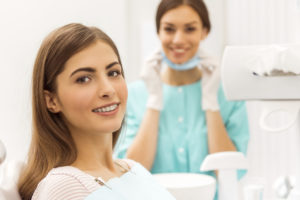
[158,5,208,64]
[45,41,127,136]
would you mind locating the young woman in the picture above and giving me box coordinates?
[18,23,175,200]
[117,0,249,181]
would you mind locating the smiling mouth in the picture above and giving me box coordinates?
[92,104,119,113]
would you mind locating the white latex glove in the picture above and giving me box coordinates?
[140,49,163,111]
[198,48,221,111]
[0,160,24,200]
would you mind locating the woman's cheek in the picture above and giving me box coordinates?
[67,88,95,110]
[118,80,128,105]
[122,83,128,103]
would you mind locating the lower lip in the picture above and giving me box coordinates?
[94,105,119,116]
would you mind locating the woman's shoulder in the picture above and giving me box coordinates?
[32,166,99,200]
[115,158,137,170]
[117,159,153,178]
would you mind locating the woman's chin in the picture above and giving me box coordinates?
[111,123,123,133]
[169,55,191,64]
[170,59,188,65]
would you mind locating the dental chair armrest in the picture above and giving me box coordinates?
[0,160,24,200]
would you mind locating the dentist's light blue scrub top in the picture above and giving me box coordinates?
[116,80,249,179]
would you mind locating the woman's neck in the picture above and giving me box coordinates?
[161,67,202,86]
[70,131,121,180]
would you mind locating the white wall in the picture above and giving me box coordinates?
[226,0,300,45]
[125,0,161,82]
[0,0,129,162]
[202,0,226,60]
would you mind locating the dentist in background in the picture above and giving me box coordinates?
[117,0,249,185]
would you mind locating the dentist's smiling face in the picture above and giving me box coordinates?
[49,40,127,135]
[158,5,208,64]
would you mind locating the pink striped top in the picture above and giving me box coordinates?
[32,159,135,200]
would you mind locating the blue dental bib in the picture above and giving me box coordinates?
[85,163,175,200]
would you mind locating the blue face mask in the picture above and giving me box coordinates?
[162,51,200,71]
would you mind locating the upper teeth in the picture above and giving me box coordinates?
[94,104,118,113]
[174,49,185,53]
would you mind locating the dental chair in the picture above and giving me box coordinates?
[221,44,300,200]
[0,140,23,200]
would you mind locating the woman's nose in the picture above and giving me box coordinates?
[172,30,185,44]
[98,79,115,99]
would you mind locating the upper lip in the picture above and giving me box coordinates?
[171,46,187,49]
[92,102,120,111]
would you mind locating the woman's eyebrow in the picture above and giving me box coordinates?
[161,21,199,26]
[106,61,119,70]
[185,21,198,26]
[70,67,95,77]
[70,61,120,77]
[161,22,175,27]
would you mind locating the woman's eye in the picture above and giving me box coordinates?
[164,27,175,33]
[185,27,196,32]
[108,70,121,77]
[76,76,91,83]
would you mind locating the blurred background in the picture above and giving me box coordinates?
[0,0,299,199]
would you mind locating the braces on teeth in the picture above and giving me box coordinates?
[95,104,117,112]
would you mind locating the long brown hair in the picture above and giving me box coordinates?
[156,0,211,33]
[18,23,125,200]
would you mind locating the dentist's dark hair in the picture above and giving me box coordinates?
[18,23,125,200]
[156,0,211,33]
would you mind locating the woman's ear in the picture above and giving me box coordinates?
[44,90,60,113]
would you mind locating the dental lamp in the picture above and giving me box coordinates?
[220,44,300,200]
